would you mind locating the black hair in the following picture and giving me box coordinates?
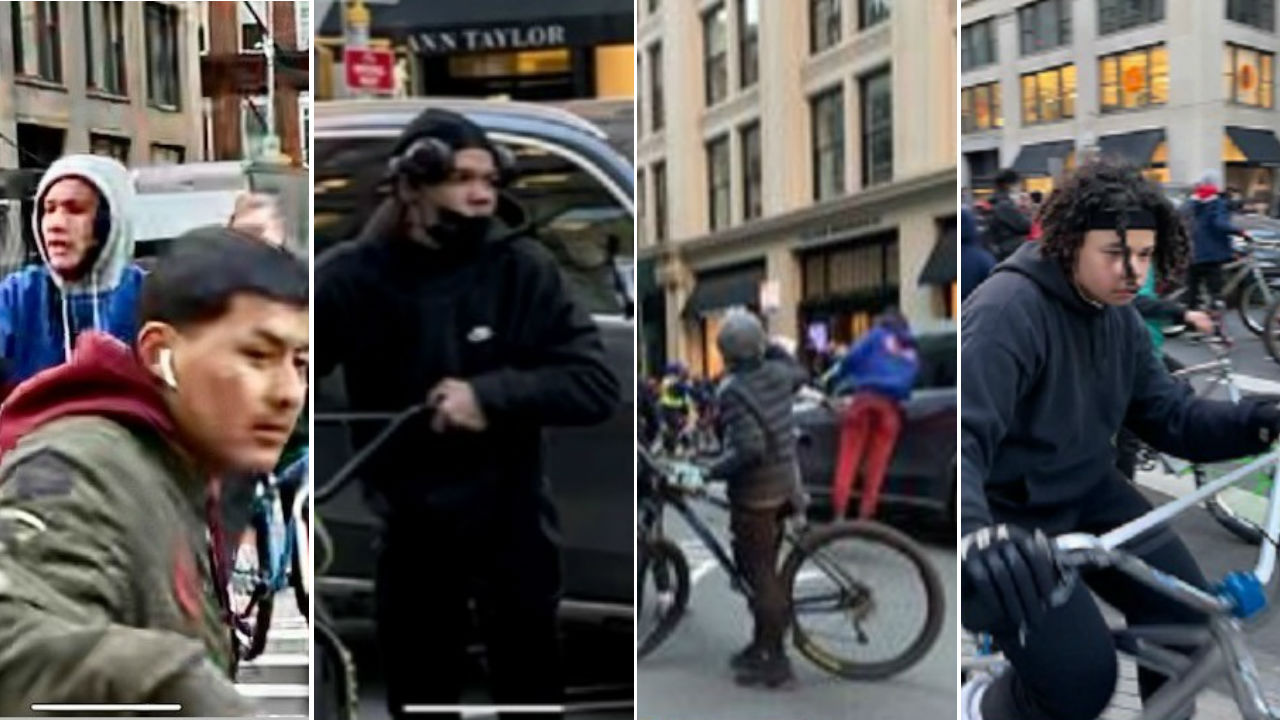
[139,225,308,329]
[995,168,1020,190]
[1038,158,1189,283]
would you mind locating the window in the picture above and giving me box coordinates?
[961,82,1003,133]
[146,3,182,109]
[810,85,845,201]
[12,2,61,82]
[1099,45,1167,113]
[1022,63,1076,124]
[240,1,267,52]
[740,121,762,221]
[150,143,186,165]
[649,0,660,12]
[648,43,664,132]
[860,0,890,30]
[703,5,729,106]
[961,18,997,71]
[862,68,893,187]
[84,2,126,95]
[739,0,759,88]
[637,167,646,243]
[1018,0,1071,56]
[707,135,731,231]
[653,161,668,243]
[1225,44,1275,108]
[811,0,841,54]
[1228,0,1274,30]
[1097,0,1164,36]
[90,133,130,164]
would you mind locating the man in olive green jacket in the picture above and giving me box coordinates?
[0,227,308,716]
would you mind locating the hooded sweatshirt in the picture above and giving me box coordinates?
[960,243,1273,536]
[1187,182,1242,265]
[0,332,249,714]
[316,195,619,521]
[0,155,144,390]
[832,323,919,401]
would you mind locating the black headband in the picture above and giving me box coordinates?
[1085,207,1158,231]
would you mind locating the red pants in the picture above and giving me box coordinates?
[831,392,902,520]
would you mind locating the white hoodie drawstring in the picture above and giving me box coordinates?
[91,273,101,332]
[59,293,72,362]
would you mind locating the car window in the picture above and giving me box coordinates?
[314,133,633,316]
[914,333,956,390]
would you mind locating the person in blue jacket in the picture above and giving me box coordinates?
[828,307,919,520]
[961,205,996,302]
[0,154,142,396]
[1185,169,1248,310]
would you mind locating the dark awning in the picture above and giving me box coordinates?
[918,225,956,286]
[1010,140,1074,176]
[683,264,765,318]
[1227,126,1280,167]
[1097,128,1165,167]
[319,0,634,52]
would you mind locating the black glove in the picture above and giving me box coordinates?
[960,524,1061,638]
[1250,401,1280,446]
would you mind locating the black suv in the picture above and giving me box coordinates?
[313,99,634,633]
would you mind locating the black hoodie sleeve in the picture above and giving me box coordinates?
[1131,293,1185,324]
[960,303,1041,536]
[469,244,618,426]
[1126,326,1272,461]
[314,245,365,380]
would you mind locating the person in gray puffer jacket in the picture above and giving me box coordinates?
[706,308,805,688]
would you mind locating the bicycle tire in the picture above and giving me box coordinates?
[1196,393,1280,545]
[1238,279,1273,336]
[1265,296,1280,364]
[315,619,359,720]
[636,536,691,660]
[242,510,275,661]
[782,520,945,680]
[290,530,310,622]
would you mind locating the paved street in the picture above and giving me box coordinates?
[236,589,310,718]
[637,499,956,720]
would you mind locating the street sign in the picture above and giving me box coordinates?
[343,48,394,93]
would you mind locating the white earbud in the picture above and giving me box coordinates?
[158,348,178,390]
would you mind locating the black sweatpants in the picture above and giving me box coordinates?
[981,476,1210,720]
[375,500,564,720]
[1186,262,1227,310]
[730,504,790,654]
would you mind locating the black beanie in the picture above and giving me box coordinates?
[391,107,492,158]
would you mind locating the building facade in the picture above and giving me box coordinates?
[315,0,634,100]
[961,0,1280,206]
[637,0,957,378]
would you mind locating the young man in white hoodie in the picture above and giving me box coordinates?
[0,155,144,396]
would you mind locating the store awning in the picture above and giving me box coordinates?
[918,225,956,286]
[683,264,765,318]
[318,0,634,51]
[1010,140,1075,176]
[1097,128,1165,167]
[1226,126,1280,167]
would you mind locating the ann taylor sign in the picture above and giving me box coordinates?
[409,24,568,55]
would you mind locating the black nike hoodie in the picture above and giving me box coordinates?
[960,242,1274,535]
[315,196,619,518]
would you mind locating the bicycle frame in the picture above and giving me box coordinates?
[1052,450,1280,719]
[640,476,759,602]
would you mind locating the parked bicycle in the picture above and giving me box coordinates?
[1160,234,1280,336]
[963,449,1280,719]
[636,444,945,680]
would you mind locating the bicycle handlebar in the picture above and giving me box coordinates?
[314,404,430,504]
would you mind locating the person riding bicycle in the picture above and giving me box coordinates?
[0,228,308,715]
[1185,170,1249,311]
[699,308,805,688]
[658,362,696,454]
[315,108,618,719]
[959,159,1280,720]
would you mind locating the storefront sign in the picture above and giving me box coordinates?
[802,210,883,244]
[344,48,395,93]
[759,280,781,314]
[411,24,568,55]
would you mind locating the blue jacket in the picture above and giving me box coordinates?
[832,325,919,401]
[0,154,142,387]
[960,207,995,302]
[1189,194,1241,265]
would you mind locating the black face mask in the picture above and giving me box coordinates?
[416,206,493,252]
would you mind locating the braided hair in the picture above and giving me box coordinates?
[1038,159,1189,283]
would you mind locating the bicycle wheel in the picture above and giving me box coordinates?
[1196,394,1280,545]
[230,508,275,662]
[315,618,358,720]
[637,536,691,659]
[1265,297,1280,364]
[1238,278,1274,336]
[782,520,945,680]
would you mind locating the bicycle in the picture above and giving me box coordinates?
[228,453,310,663]
[636,444,946,680]
[1263,292,1280,365]
[962,449,1280,719]
[1161,234,1280,336]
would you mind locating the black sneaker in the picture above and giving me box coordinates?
[728,643,764,671]
[733,651,795,689]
